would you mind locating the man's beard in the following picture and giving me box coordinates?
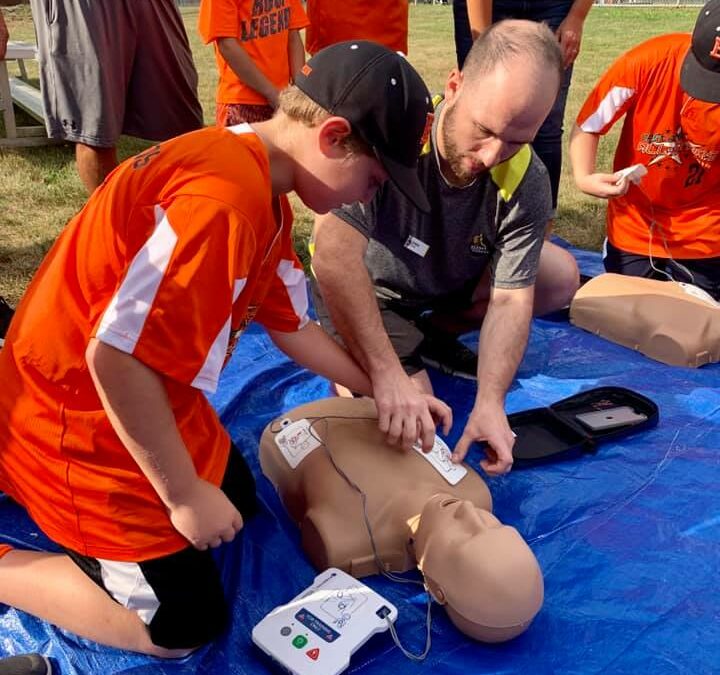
[441,100,477,184]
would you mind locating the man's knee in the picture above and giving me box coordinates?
[536,244,580,312]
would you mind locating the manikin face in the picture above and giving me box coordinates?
[414,494,543,641]
[294,117,389,214]
[439,61,560,184]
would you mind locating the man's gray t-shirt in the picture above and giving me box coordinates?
[332,102,552,310]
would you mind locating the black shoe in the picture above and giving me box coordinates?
[417,329,478,380]
[0,296,14,341]
[0,654,52,675]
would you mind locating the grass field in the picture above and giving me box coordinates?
[0,4,699,305]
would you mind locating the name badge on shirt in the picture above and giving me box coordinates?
[404,235,429,257]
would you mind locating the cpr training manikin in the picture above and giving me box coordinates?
[570,273,720,367]
[259,397,544,643]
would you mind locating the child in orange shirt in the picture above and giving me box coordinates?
[570,1,720,299]
[0,42,445,657]
[199,0,309,126]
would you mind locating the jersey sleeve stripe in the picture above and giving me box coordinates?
[277,259,309,329]
[96,205,178,354]
[579,86,635,133]
[191,278,248,393]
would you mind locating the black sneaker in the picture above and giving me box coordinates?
[417,330,478,380]
[0,296,14,341]
[0,654,52,675]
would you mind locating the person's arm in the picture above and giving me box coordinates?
[452,285,534,475]
[270,322,453,434]
[569,124,628,199]
[0,10,8,60]
[466,0,492,40]
[85,339,243,550]
[312,212,449,451]
[216,37,280,108]
[287,28,305,82]
[556,0,594,68]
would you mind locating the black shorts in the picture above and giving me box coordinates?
[604,239,720,301]
[310,275,477,375]
[65,445,257,650]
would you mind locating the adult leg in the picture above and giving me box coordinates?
[452,0,474,68]
[431,240,579,331]
[30,0,130,190]
[531,65,573,221]
[75,144,118,193]
[532,239,580,315]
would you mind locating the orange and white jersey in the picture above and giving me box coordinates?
[0,124,308,561]
[576,34,720,259]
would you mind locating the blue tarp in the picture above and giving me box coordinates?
[2,246,719,674]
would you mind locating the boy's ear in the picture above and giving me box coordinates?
[317,116,353,157]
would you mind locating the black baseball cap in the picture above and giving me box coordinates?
[681,0,720,103]
[295,40,433,213]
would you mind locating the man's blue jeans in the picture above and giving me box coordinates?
[452,0,574,213]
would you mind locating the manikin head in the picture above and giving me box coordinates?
[438,19,563,184]
[413,494,544,642]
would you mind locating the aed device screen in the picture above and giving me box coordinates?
[295,609,341,643]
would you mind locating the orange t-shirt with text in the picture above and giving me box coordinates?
[577,34,720,259]
[0,125,309,561]
[199,0,309,105]
[305,0,409,55]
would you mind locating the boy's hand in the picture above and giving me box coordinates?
[167,478,244,550]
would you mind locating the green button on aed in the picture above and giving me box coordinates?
[292,635,308,649]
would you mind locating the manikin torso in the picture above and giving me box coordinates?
[259,397,544,641]
[570,273,720,367]
[259,397,492,577]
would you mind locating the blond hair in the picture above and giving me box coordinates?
[278,86,371,155]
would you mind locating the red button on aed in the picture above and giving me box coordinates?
[306,648,320,661]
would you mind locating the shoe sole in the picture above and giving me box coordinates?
[419,355,477,381]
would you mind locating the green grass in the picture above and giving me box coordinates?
[0,4,699,304]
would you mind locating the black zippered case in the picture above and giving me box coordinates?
[508,386,659,464]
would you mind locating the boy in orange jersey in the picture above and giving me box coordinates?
[570,0,720,299]
[0,42,447,657]
[305,0,408,56]
[199,0,308,125]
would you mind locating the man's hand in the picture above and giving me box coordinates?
[374,371,451,452]
[452,402,515,476]
[575,172,630,199]
[556,14,584,69]
[167,478,244,550]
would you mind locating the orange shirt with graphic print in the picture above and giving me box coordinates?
[305,0,408,56]
[0,125,308,562]
[199,0,309,105]
[577,33,720,259]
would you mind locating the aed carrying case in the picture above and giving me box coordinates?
[508,386,659,464]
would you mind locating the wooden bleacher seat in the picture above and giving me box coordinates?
[0,40,57,147]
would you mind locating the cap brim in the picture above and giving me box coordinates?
[681,49,720,103]
[377,152,431,214]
